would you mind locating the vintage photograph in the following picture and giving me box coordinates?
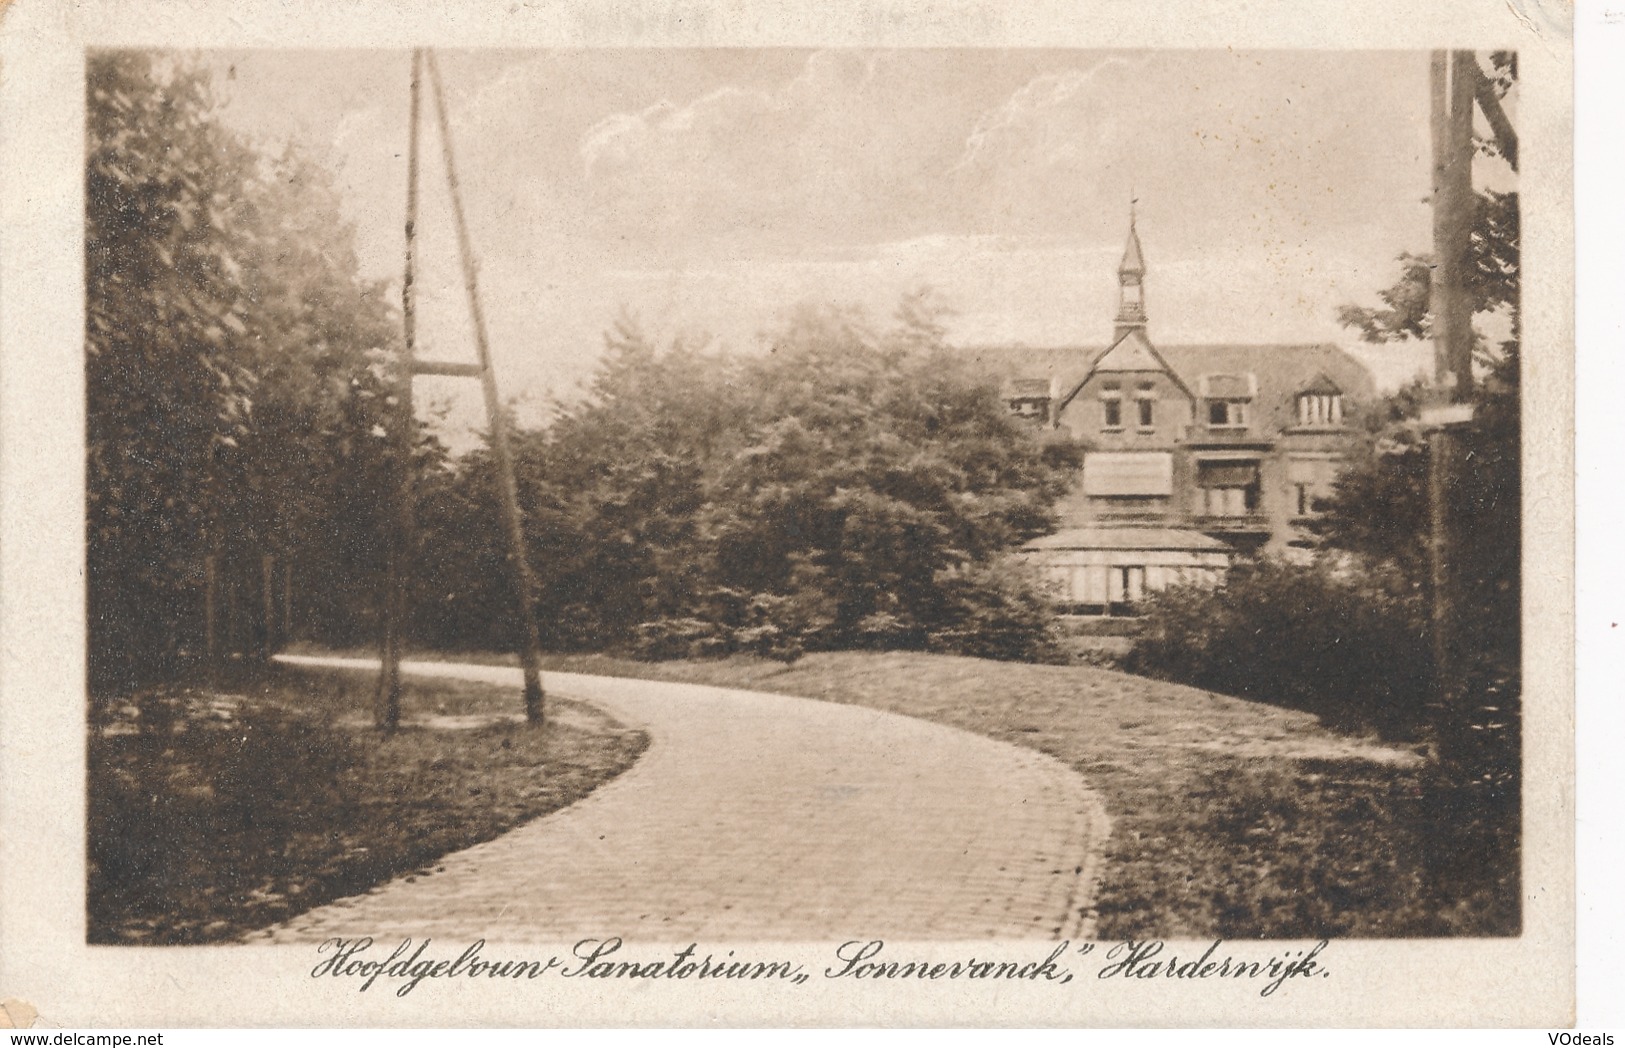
[80,44,1526,953]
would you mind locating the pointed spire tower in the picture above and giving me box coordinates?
[1113,203,1148,343]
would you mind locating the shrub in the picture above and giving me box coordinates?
[1123,557,1432,739]
[630,594,808,663]
[630,617,731,661]
[923,560,1066,663]
[627,558,1061,665]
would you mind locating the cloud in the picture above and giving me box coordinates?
[576,50,928,253]
[946,54,1252,239]
[950,56,1143,179]
[946,51,1433,250]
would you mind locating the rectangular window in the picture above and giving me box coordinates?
[1107,566,1146,605]
[1288,455,1342,516]
[1207,399,1247,427]
[1203,486,1256,515]
[1136,384,1155,428]
[1196,460,1261,516]
[1100,383,1124,430]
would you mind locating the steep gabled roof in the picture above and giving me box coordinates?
[964,344,1104,407]
[1297,371,1344,396]
[1052,328,1197,416]
[1155,344,1376,432]
[1090,328,1162,372]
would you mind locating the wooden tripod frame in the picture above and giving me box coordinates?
[376,48,547,729]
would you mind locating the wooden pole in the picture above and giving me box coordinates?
[1429,51,1450,388]
[426,50,547,724]
[1425,50,1482,767]
[261,553,275,659]
[226,570,239,657]
[203,548,218,669]
[1426,413,1461,760]
[376,48,424,732]
[1445,50,1478,404]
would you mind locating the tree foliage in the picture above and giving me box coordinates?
[1124,559,1433,738]
[1133,49,1520,759]
[87,52,410,690]
[1314,51,1521,878]
[413,301,1073,661]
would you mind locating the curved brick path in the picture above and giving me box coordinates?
[259,656,1111,943]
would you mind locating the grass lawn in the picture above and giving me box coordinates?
[511,649,1514,939]
[88,665,648,944]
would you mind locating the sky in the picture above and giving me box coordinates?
[198,48,1463,438]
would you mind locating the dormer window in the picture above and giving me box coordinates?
[1200,373,1255,430]
[1296,393,1343,426]
[1006,378,1053,425]
[1294,374,1345,428]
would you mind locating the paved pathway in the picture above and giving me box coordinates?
[259,657,1111,943]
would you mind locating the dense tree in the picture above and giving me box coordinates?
[1135,51,1520,745]
[1317,50,1519,641]
[1317,189,1519,658]
[1313,50,1521,904]
[87,52,410,690]
[411,300,1073,660]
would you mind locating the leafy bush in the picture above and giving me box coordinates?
[632,591,810,662]
[627,556,1061,664]
[1123,557,1432,739]
[923,560,1066,663]
[631,617,734,661]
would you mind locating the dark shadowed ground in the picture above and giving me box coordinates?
[88,667,647,944]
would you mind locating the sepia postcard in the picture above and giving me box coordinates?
[0,0,1575,1029]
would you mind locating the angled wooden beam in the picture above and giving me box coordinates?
[411,359,483,378]
[426,49,548,725]
[1445,50,1478,403]
[376,47,424,732]
[1471,60,1518,171]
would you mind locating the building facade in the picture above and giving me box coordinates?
[987,218,1376,613]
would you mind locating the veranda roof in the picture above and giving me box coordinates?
[1022,527,1232,552]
